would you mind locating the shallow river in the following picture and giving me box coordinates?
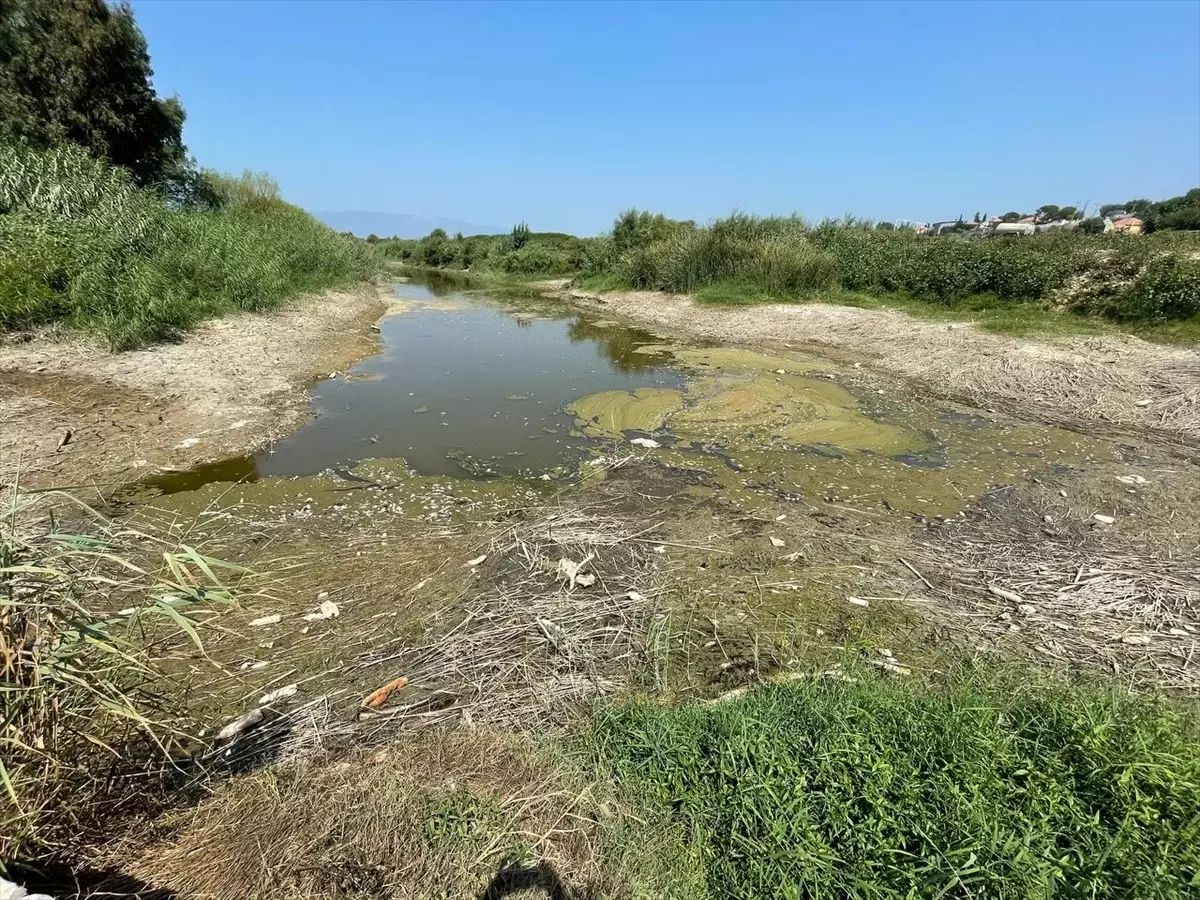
[139,271,1118,518]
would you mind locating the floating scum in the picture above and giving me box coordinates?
[568,346,925,454]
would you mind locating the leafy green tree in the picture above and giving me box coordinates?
[875,221,895,231]
[1058,206,1078,220]
[1036,205,1061,222]
[510,221,531,250]
[1000,212,1022,223]
[0,0,189,191]
[1079,217,1106,234]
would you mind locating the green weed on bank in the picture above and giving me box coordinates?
[0,143,377,349]
[587,668,1200,899]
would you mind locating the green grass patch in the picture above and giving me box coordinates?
[574,272,629,293]
[587,667,1200,899]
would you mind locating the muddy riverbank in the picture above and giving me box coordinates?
[543,281,1200,446]
[0,283,391,490]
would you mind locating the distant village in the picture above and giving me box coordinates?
[911,210,1145,238]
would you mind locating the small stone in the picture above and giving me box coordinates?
[1135,399,1152,407]
[465,555,488,567]
[248,614,281,627]
[1120,634,1151,645]
[1017,603,1037,616]
[770,536,785,548]
[1093,514,1116,525]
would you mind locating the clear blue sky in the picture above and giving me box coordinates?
[132,0,1200,234]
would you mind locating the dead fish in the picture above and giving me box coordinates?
[259,683,298,706]
[216,708,264,741]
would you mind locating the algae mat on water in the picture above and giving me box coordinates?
[567,388,686,438]
[568,344,926,457]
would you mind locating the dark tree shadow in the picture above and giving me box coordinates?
[8,861,177,899]
[477,861,579,900]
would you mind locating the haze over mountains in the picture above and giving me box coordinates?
[315,210,500,238]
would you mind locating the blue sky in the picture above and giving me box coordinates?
[133,0,1199,235]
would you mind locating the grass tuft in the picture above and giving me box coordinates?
[0,483,248,861]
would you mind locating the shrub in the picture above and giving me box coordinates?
[1081,255,1200,323]
[498,243,570,275]
[616,213,836,297]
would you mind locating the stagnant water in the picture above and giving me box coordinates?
[145,274,685,491]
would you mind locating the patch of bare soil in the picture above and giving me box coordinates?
[546,283,1200,445]
[0,283,391,490]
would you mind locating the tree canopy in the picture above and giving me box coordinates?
[1099,189,1200,231]
[0,0,189,190]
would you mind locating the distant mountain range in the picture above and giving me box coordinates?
[315,210,500,239]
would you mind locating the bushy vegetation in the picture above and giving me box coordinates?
[379,226,603,278]
[0,142,376,349]
[615,212,838,297]
[566,209,1200,328]
[590,668,1200,899]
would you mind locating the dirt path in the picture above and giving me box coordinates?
[0,283,391,490]
[546,283,1200,446]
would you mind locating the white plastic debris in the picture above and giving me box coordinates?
[775,514,787,521]
[1017,603,1037,616]
[216,708,264,741]
[1120,634,1151,645]
[627,591,646,602]
[248,614,281,627]
[1093,514,1116,525]
[630,437,660,449]
[0,876,55,900]
[847,596,869,607]
[302,600,340,622]
[175,437,200,449]
[259,683,298,706]
[1134,399,1152,407]
[317,591,330,601]
[465,555,488,567]
[557,555,596,589]
[774,368,786,375]
[770,536,785,548]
